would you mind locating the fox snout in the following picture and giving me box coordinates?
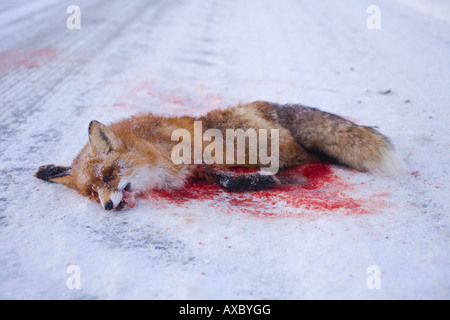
[98,186,137,211]
[104,200,114,211]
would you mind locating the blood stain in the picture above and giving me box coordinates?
[0,46,57,71]
[102,81,224,116]
[142,162,382,217]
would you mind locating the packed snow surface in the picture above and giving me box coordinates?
[0,0,449,299]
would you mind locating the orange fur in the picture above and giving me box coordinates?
[35,101,406,210]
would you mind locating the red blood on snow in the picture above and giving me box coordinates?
[0,47,57,71]
[143,162,380,217]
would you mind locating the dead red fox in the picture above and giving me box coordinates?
[35,101,406,210]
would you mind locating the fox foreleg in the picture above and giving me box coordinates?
[200,166,280,192]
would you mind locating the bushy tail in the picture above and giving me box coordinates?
[274,104,407,176]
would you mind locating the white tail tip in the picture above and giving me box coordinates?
[370,148,408,176]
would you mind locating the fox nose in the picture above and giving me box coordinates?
[104,200,114,211]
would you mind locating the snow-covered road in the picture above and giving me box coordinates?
[0,0,449,299]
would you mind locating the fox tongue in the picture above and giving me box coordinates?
[122,189,136,208]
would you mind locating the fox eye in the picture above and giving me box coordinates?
[103,175,114,182]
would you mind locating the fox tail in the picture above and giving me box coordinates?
[274,104,407,176]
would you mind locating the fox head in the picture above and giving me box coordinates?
[35,120,187,211]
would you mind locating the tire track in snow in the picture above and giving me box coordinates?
[0,1,184,220]
[0,1,175,157]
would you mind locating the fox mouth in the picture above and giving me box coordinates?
[116,183,136,210]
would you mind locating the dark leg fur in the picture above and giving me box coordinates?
[205,168,279,192]
[35,165,71,182]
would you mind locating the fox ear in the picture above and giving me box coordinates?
[88,121,123,156]
[35,165,77,189]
